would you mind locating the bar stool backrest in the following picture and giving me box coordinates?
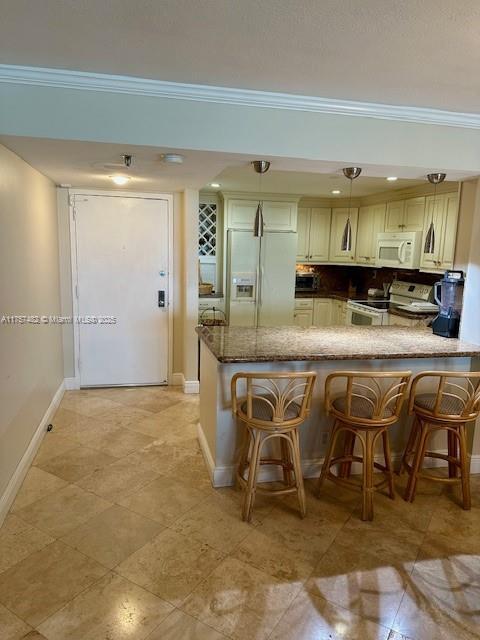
[326,370,412,425]
[408,371,480,420]
[231,371,316,427]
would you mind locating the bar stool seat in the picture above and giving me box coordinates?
[317,370,411,521]
[232,371,316,522]
[400,371,480,508]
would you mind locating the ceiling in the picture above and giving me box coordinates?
[1,1,480,113]
[1,135,470,196]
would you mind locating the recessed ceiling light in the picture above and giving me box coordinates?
[386,176,398,182]
[210,182,221,188]
[111,175,130,186]
[331,189,341,194]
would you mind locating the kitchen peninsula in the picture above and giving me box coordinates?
[196,325,480,487]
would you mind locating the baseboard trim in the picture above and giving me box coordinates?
[64,376,79,390]
[170,372,183,386]
[183,379,200,394]
[196,440,480,488]
[170,373,199,394]
[197,422,215,483]
[0,380,65,526]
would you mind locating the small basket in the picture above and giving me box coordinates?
[200,307,227,326]
[199,283,214,296]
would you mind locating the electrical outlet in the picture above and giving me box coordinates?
[321,432,329,445]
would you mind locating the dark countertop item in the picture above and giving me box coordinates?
[196,325,480,364]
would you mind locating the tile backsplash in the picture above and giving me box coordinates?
[296,264,439,295]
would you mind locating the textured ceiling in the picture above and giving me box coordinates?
[1,0,479,112]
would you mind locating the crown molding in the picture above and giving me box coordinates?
[1,64,480,129]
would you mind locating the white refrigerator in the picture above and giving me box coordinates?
[227,230,297,326]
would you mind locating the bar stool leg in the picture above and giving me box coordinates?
[317,420,340,495]
[340,431,356,478]
[457,423,471,510]
[404,421,430,503]
[382,429,395,500]
[237,428,252,488]
[361,430,375,521]
[447,430,458,479]
[280,437,293,487]
[242,429,262,522]
[289,429,306,518]
[398,416,419,475]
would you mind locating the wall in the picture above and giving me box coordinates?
[460,177,480,347]
[0,144,63,512]
[182,189,200,387]
[56,188,75,379]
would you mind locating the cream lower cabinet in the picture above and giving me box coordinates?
[420,192,459,272]
[313,298,333,326]
[329,208,359,263]
[296,207,331,262]
[331,300,347,326]
[356,204,386,265]
[385,197,425,232]
[293,298,313,327]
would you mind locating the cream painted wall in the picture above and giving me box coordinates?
[0,144,63,500]
[182,189,200,384]
[56,188,74,378]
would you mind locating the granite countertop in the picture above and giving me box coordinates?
[196,325,480,363]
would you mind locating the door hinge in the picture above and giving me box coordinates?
[75,284,79,299]
[72,207,76,221]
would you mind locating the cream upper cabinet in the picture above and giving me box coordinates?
[385,200,405,231]
[356,203,386,265]
[313,298,332,326]
[226,199,297,231]
[296,207,331,262]
[420,192,459,272]
[385,197,425,232]
[329,207,358,263]
[296,208,310,261]
[309,208,331,261]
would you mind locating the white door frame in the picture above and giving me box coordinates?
[68,188,174,388]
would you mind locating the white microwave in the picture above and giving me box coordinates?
[376,231,422,269]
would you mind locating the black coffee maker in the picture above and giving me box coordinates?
[432,270,465,338]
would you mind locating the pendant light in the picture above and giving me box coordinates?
[424,172,447,254]
[341,167,362,251]
[252,160,271,237]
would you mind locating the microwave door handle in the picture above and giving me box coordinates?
[398,241,407,264]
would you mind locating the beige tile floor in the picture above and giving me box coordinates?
[1,386,479,640]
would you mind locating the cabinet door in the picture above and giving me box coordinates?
[262,201,297,232]
[227,199,297,231]
[309,208,331,262]
[329,208,358,263]
[438,192,459,269]
[313,299,332,326]
[385,201,405,231]
[293,309,313,327]
[420,195,444,270]
[296,208,311,261]
[403,197,425,232]
[388,314,415,327]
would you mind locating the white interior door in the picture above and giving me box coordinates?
[74,194,170,386]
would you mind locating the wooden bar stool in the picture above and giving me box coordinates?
[317,371,411,521]
[231,371,316,522]
[400,371,480,508]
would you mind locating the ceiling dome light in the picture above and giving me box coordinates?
[331,189,341,194]
[210,182,221,188]
[111,175,130,186]
[387,176,398,182]
[162,153,184,164]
